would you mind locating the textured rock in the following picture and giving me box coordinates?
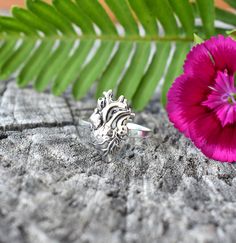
[0,81,236,243]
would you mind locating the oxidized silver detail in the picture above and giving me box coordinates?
[89,90,135,155]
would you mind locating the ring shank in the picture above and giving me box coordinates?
[78,120,152,138]
[127,122,151,138]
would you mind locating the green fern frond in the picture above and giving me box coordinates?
[0,0,235,110]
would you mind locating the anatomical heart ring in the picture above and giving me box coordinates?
[79,90,152,156]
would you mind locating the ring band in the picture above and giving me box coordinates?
[127,123,151,138]
[79,90,151,155]
[79,121,151,138]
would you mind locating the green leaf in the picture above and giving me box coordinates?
[168,0,194,36]
[34,40,74,92]
[224,0,236,9]
[146,0,179,35]
[105,0,139,35]
[53,0,94,34]
[26,0,76,35]
[194,33,204,44]
[0,41,35,79]
[227,29,236,40]
[96,42,133,98]
[0,16,36,35]
[128,0,158,35]
[215,8,236,27]
[18,40,55,87]
[52,40,94,96]
[12,6,57,35]
[132,43,171,111]
[0,40,17,67]
[75,0,116,34]
[196,0,215,38]
[73,41,115,99]
[117,42,151,100]
[161,43,190,106]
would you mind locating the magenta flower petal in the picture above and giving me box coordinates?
[167,75,208,137]
[190,114,236,162]
[204,35,236,73]
[183,42,215,83]
[167,35,236,162]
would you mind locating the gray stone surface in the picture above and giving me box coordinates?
[0,81,236,243]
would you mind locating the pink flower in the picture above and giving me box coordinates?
[167,35,236,162]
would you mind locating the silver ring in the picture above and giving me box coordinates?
[80,90,151,156]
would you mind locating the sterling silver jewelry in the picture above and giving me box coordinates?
[80,90,151,156]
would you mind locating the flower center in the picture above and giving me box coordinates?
[202,70,236,127]
[222,92,236,104]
